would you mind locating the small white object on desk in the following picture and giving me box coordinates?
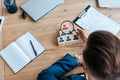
[98,0,120,8]
[57,21,79,46]
[58,31,79,46]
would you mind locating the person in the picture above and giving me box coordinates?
[37,28,120,80]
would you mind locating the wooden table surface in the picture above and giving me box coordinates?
[1,0,120,80]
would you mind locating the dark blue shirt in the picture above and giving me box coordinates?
[37,54,87,80]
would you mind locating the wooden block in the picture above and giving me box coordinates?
[58,33,79,46]
[58,30,79,46]
[65,34,79,46]
[57,36,66,46]
[59,31,66,36]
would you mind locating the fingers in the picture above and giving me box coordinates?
[76,29,87,42]
[74,54,83,65]
[76,28,90,42]
[79,55,83,65]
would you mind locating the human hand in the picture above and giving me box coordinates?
[76,28,90,42]
[74,54,83,65]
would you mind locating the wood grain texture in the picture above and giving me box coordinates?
[0,0,4,80]
[0,0,120,80]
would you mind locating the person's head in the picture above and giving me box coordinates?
[83,31,120,80]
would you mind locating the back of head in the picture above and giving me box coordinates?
[83,31,120,80]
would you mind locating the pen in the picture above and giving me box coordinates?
[29,40,37,56]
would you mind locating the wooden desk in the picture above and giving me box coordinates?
[1,0,120,80]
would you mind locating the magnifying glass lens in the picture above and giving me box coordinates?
[61,21,74,34]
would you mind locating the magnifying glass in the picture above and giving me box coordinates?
[60,20,75,35]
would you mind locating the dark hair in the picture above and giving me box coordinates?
[83,31,120,80]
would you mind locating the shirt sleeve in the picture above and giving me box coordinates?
[63,74,87,80]
[37,54,79,80]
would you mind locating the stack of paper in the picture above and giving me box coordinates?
[98,0,120,8]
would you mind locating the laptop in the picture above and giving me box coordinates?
[21,0,64,22]
[98,0,120,8]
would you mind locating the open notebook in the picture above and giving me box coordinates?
[0,32,45,73]
[21,0,64,21]
[73,5,120,35]
[98,0,120,8]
